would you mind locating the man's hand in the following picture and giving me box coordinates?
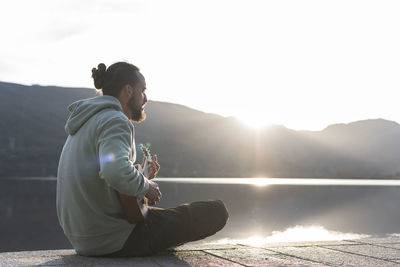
[141,154,160,180]
[148,155,160,180]
[145,180,162,205]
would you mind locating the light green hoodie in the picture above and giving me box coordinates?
[56,95,149,256]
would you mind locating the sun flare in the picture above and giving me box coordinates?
[212,225,369,247]
[250,179,270,187]
[236,115,272,130]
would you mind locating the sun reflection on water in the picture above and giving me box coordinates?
[155,177,400,186]
[212,225,369,247]
[251,179,270,187]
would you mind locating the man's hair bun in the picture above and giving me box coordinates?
[91,63,107,89]
[90,61,140,97]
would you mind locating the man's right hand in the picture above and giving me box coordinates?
[145,180,162,205]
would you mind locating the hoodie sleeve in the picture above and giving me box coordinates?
[97,116,149,199]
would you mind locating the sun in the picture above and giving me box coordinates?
[235,114,272,130]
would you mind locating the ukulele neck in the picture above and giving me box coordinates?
[141,146,152,177]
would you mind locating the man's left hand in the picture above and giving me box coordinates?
[147,154,160,180]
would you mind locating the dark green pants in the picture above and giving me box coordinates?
[103,200,229,257]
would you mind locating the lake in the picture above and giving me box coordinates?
[1,177,400,252]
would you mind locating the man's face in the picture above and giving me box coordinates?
[128,72,147,122]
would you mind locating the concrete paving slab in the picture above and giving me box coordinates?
[322,244,400,260]
[2,239,400,266]
[62,254,159,267]
[255,255,328,267]
[0,249,74,258]
[151,252,194,267]
[204,247,325,266]
[0,256,67,266]
[164,250,242,267]
[204,247,277,266]
[0,250,73,266]
[172,243,237,251]
[268,246,398,266]
[261,240,355,247]
[352,236,400,244]
[374,243,400,250]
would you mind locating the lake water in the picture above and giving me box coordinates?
[1,177,400,252]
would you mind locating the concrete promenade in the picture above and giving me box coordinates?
[1,236,400,266]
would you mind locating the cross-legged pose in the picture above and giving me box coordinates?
[56,61,228,257]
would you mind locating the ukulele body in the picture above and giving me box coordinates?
[119,145,153,223]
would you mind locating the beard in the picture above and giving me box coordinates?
[128,95,146,122]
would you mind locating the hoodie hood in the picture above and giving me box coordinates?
[65,95,123,135]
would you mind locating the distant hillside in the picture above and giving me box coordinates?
[1,81,400,178]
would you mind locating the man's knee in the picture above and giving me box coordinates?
[213,200,229,230]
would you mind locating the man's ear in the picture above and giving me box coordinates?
[127,84,134,96]
[121,84,133,96]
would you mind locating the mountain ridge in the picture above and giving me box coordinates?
[1,81,399,178]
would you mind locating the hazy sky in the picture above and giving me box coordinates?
[2,0,399,130]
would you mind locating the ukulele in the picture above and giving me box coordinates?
[119,145,153,223]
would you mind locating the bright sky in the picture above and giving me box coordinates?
[1,0,399,130]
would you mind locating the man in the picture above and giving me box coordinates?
[57,61,228,257]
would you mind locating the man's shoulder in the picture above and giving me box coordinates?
[96,108,133,130]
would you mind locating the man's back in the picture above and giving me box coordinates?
[57,95,147,256]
